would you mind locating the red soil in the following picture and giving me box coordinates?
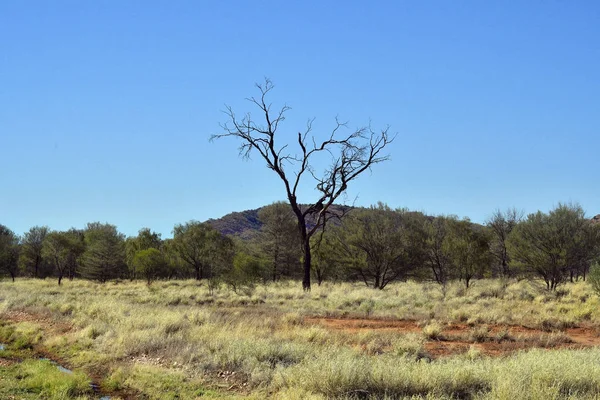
[306,316,600,357]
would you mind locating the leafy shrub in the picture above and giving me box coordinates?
[588,263,600,296]
[468,325,489,343]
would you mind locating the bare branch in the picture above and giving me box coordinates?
[211,78,395,290]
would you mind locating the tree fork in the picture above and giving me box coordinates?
[212,78,394,291]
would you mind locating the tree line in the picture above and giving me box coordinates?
[1,202,599,291]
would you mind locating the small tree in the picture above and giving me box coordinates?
[445,218,492,289]
[0,225,20,282]
[173,221,222,280]
[334,204,425,289]
[133,248,166,284]
[486,208,523,277]
[80,223,127,282]
[42,231,81,285]
[257,202,301,281]
[422,216,453,287]
[508,203,600,290]
[225,252,267,294]
[212,79,394,291]
[20,225,51,278]
[126,228,162,280]
[311,230,342,285]
[162,238,184,279]
[587,263,600,296]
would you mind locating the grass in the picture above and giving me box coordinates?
[0,278,599,399]
[0,359,92,399]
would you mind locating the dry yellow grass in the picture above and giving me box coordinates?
[0,278,599,399]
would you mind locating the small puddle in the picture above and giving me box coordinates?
[40,358,111,399]
[39,357,73,374]
[0,343,5,351]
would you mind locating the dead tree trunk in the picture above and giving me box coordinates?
[212,78,394,291]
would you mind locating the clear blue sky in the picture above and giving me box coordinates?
[2,1,599,238]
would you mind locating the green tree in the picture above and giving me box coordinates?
[225,252,267,293]
[19,225,51,278]
[162,238,184,279]
[588,263,600,296]
[257,201,301,281]
[80,223,126,282]
[126,228,162,280]
[206,233,235,293]
[173,221,233,280]
[334,204,426,289]
[133,248,167,284]
[508,203,600,290]
[486,208,522,277]
[42,230,83,285]
[64,228,85,280]
[0,225,20,282]
[311,230,343,285]
[446,218,492,288]
[212,79,394,291]
[422,216,454,286]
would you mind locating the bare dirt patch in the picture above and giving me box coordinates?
[0,358,16,367]
[1,310,72,335]
[304,317,422,333]
[306,316,600,357]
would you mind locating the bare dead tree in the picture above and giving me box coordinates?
[211,79,394,291]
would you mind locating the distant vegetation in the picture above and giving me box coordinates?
[1,202,599,292]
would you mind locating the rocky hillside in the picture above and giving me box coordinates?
[205,204,351,239]
[205,209,262,239]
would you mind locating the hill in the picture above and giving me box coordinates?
[205,204,351,239]
[205,209,262,240]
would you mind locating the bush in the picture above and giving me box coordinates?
[588,263,600,296]
[423,320,443,340]
[225,253,267,294]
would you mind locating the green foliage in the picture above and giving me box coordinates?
[226,252,268,293]
[508,203,600,290]
[126,228,163,280]
[0,224,20,281]
[257,201,301,281]
[486,208,523,277]
[133,248,167,284]
[41,230,84,285]
[588,263,600,296]
[311,230,343,285]
[422,216,454,285]
[19,225,52,278]
[80,222,126,282]
[334,203,429,289]
[445,218,492,288]
[172,221,234,281]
